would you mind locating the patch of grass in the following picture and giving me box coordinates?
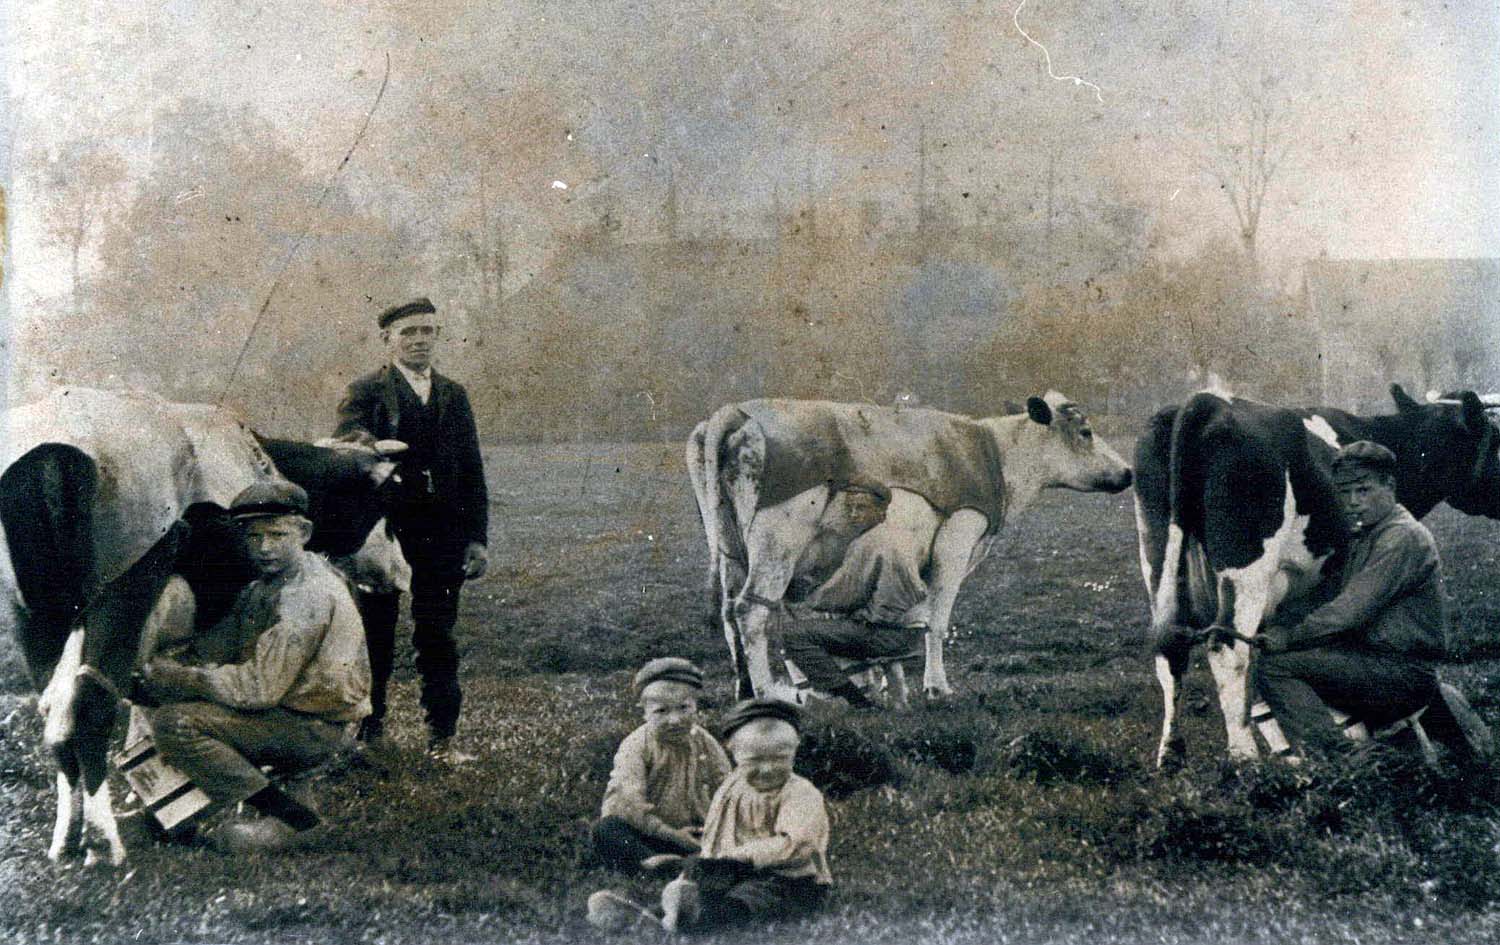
[1000,729,1131,787]
[6,445,1500,943]
[796,713,902,798]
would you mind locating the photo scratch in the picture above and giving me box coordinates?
[1012,0,1105,105]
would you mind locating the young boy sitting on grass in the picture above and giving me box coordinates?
[592,657,732,873]
[588,698,832,934]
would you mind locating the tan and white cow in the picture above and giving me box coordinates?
[687,393,1134,701]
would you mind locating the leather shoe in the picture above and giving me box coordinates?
[356,717,385,743]
[427,738,478,766]
[211,817,325,854]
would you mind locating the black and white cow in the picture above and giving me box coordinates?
[0,388,401,864]
[1135,383,1500,765]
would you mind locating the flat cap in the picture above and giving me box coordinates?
[230,480,310,520]
[634,657,704,695]
[720,697,802,740]
[1332,440,1397,482]
[377,297,437,330]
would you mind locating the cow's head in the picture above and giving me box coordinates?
[255,436,405,557]
[1023,391,1134,493]
[1394,384,1500,519]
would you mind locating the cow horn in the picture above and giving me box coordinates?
[374,439,409,456]
[1425,391,1500,410]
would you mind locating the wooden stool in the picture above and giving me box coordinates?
[842,650,924,710]
[1251,700,1436,767]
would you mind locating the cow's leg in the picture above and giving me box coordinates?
[1153,637,1192,768]
[923,509,989,698]
[734,489,829,701]
[718,555,754,699]
[1207,559,1285,761]
[40,628,86,861]
[77,736,124,866]
[47,757,81,861]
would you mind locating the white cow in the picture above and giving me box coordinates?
[687,393,1134,701]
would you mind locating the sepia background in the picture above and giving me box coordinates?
[4,4,1500,945]
[3,1,1497,438]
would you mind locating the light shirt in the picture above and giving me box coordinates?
[180,552,373,722]
[799,490,941,628]
[393,361,432,405]
[699,769,832,884]
[601,723,731,836]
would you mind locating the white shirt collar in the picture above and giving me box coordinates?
[392,361,432,403]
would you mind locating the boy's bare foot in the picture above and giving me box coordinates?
[587,890,661,931]
[660,878,700,933]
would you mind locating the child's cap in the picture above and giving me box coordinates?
[720,697,802,741]
[634,657,705,696]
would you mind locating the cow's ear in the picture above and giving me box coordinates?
[1391,383,1421,414]
[1460,391,1487,432]
[1026,396,1052,426]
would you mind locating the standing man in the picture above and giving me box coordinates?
[1254,441,1490,764]
[335,297,489,762]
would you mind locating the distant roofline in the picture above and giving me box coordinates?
[1305,256,1500,266]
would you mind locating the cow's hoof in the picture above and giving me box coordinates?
[1155,738,1187,772]
[82,844,123,868]
[922,687,953,705]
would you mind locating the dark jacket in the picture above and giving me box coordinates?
[1285,504,1448,659]
[335,365,489,547]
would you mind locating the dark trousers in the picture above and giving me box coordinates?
[1253,644,1438,758]
[365,507,468,740]
[150,702,351,806]
[784,616,923,693]
[681,857,828,932]
[591,816,696,872]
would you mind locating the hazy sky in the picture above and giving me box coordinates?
[3,1,1498,378]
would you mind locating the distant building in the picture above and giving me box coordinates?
[1303,258,1500,410]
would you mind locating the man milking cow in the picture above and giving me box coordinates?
[1253,441,1492,765]
[780,482,936,709]
[135,481,371,853]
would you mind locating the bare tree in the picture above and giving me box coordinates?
[44,143,127,319]
[1195,65,1296,269]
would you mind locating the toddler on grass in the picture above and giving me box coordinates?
[589,697,832,934]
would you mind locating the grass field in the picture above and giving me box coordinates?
[4,440,1500,944]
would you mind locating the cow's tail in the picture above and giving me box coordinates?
[685,420,720,627]
[1150,394,1221,651]
[0,444,98,689]
[692,406,752,626]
